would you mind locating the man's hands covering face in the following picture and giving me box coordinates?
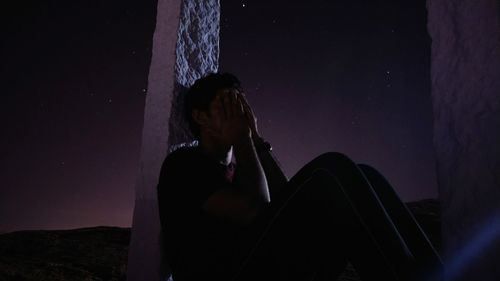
[206,88,252,146]
[239,92,261,140]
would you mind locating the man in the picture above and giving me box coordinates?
[157,73,443,281]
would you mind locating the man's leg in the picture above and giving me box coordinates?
[358,164,444,281]
[230,152,419,281]
[229,169,348,281]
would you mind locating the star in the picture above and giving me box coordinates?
[242,3,246,8]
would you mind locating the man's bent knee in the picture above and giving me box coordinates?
[290,152,355,184]
[307,151,357,172]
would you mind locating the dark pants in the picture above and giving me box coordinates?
[228,152,443,281]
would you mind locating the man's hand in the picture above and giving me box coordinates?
[238,92,261,140]
[206,88,251,146]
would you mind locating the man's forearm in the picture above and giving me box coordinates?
[232,136,271,205]
[253,136,289,200]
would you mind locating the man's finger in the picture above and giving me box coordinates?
[231,90,241,116]
[237,95,251,118]
[242,101,253,121]
[241,98,254,121]
[229,91,240,118]
[238,97,257,130]
[236,96,245,116]
[239,93,255,116]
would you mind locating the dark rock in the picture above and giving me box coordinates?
[0,226,130,281]
[428,1,500,279]
[0,199,440,280]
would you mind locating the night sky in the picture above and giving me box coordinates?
[1,0,435,233]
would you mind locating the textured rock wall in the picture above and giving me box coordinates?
[126,0,220,280]
[168,0,220,150]
[427,0,500,280]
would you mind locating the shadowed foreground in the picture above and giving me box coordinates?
[0,199,440,281]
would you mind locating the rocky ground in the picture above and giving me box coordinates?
[0,199,440,281]
[0,227,130,281]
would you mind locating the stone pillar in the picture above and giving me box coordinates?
[427,0,500,280]
[126,0,220,280]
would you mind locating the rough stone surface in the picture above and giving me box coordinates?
[126,0,220,280]
[427,0,500,280]
[168,0,220,150]
[175,0,219,88]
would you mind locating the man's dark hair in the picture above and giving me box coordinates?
[184,72,241,139]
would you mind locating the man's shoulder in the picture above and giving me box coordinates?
[158,143,201,189]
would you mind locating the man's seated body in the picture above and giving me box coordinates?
[157,73,443,281]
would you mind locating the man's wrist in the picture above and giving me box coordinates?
[252,134,264,145]
[253,135,272,153]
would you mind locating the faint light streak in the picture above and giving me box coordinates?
[443,213,500,281]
